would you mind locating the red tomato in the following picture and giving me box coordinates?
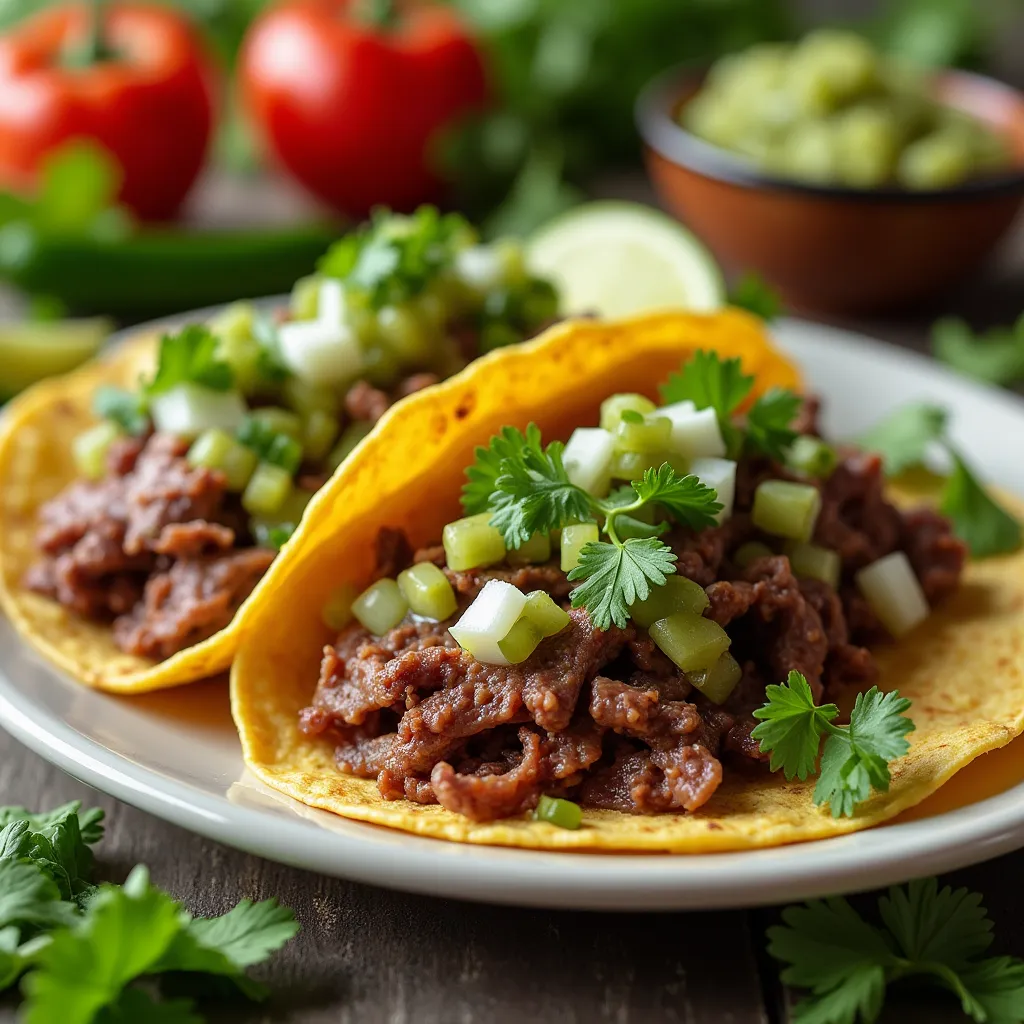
[240,0,488,217]
[0,3,215,221]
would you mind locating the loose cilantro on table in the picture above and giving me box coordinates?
[933,315,1024,387]
[462,425,720,630]
[0,802,298,1022]
[771,878,1024,1023]
[858,403,1021,558]
[751,671,914,818]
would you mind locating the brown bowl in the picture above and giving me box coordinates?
[636,65,1024,314]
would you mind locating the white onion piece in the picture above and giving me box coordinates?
[454,245,502,292]
[449,580,528,666]
[855,552,929,638]
[278,318,363,384]
[562,427,615,496]
[689,457,736,523]
[150,384,247,439]
[317,277,345,325]
[661,403,726,459]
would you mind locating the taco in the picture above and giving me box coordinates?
[231,310,1024,851]
[0,207,560,693]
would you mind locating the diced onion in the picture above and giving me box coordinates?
[150,384,247,439]
[562,427,615,496]
[454,245,503,291]
[855,551,929,638]
[449,580,528,666]
[317,277,345,325]
[689,457,736,522]
[278,318,363,384]
[661,403,726,459]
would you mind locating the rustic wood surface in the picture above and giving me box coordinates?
[0,179,1023,1022]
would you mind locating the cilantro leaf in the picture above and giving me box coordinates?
[629,464,721,530]
[729,272,783,323]
[933,315,1024,387]
[745,388,802,461]
[659,349,754,420]
[772,879,1024,1024]
[751,671,838,781]
[857,403,947,476]
[940,449,1022,558]
[568,537,676,630]
[489,424,593,547]
[0,860,77,933]
[250,313,292,385]
[145,325,235,397]
[462,425,538,516]
[92,386,150,436]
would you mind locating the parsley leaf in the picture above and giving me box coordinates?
[857,403,948,476]
[93,386,150,436]
[745,388,802,461]
[729,272,783,322]
[145,325,235,397]
[933,315,1024,387]
[941,450,1022,558]
[751,672,914,817]
[771,878,1024,1024]
[659,349,753,425]
[630,464,721,530]
[462,425,536,515]
[0,859,77,933]
[568,537,676,630]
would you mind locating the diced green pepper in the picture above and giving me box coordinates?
[290,275,321,320]
[443,512,506,571]
[242,461,293,517]
[397,562,457,621]
[629,575,709,628]
[377,303,434,363]
[785,541,841,589]
[302,409,340,463]
[506,531,551,566]
[733,541,774,569]
[328,421,372,469]
[72,421,121,481]
[614,414,672,454]
[497,615,543,664]
[688,652,743,704]
[283,376,340,417]
[610,449,663,481]
[351,578,409,635]
[649,610,732,673]
[560,523,599,572]
[321,583,358,632]
[187,428,258,491]
[600,393,656,433]
[251,406,303,441]
[263,432,302,474]
[522,590,571,638]
[787,435,838,479]
[533,794,582,830]
[752,480,821,542]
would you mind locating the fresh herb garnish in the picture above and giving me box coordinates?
[659,350,803,460]
[250,312,292,386]
[770,878,1024,1023]
[751,671,914,818]
[729,272,783,322]
[318,205,471,310]
[0,802,298,1021]
[859,403,1021,558]
[464,425,720,629]
[92,385,150,437]
[933,315,1024,387]
[146,325,235,396]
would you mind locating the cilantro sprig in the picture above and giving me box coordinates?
[933,314,1024,387]
[462,425,720,629]
[728,272,784,323]
[751,671,914,818]
[659,349,802,460]
[771,878,1024,1023]
[859,403,1021,558]
[0,801,298,1021]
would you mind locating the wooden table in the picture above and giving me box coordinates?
[1,186,1023,1023]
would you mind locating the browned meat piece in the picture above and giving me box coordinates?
[394,372,441,398]
[900,507,967,605]
[344,380,390,423]
[444,560,573,603]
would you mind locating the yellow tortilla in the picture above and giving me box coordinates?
[0,331,266,693]
[228,310,1024,852]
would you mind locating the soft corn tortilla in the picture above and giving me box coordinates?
[230,310,1024,852]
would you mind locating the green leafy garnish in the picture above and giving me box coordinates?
[0,802,298,1021]
[318,205,472,310]
[746,388,802,462]
[729,272,783,322]
[751,671,914,818]
[465,425,720,629]
[770,877,1024,1023]
[92,386,150,437]
[933,315,1024,387]
[859,403,1021,558]
[250,313,292,385]
[146,325,235,396]
[252,522,297,551]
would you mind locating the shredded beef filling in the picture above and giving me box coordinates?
[301,449,966,822]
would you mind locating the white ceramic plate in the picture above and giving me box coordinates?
[2,316,1023,912]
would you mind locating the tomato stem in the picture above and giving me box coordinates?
[354,0,398,29]
[65,0,114,66]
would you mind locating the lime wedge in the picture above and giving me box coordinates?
[527,201,725,319]
[0,318,111,400]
